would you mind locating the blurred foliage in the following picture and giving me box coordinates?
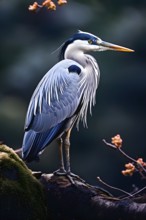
[0,0,146,190]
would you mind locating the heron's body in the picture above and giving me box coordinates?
[22,31,133,175]
[23,56,99,162]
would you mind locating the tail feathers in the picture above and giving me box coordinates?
[22,124,63,162]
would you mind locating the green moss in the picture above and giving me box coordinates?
[0,145,48,220]
[0,145,27,169]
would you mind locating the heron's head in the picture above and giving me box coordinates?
[60,30,134,60]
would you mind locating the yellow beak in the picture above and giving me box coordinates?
[100,41,134,52]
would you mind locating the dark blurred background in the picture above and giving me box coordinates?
[0,0,146,193]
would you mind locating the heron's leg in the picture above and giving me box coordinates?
[54,138,66,175]
[54,134,74,184]
[64,129,85,184]
[64,129,75,184]
[58,138,65,172]
[64,129,71,174]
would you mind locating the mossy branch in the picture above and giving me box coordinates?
[1,145,146,220]
[0,145,47,220]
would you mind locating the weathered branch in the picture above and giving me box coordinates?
[0,145,146,220]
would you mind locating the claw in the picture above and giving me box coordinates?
[66,174,75,184]
[68,172,86,183]
[53,168,66,176]
[54,170,84,184]
[53,170,75,184]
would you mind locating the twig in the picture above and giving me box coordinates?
[14,148,22,154]
[119,148,146,175]
[118,148,138,164]
[103,139,146,175]
[97,177,132,196]
[102,139,117,149]
[122,186,146,200]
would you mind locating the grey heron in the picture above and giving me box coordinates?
[22,30,133,178]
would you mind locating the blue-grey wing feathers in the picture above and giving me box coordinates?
[22,121,66,162]
[22,60,82,162]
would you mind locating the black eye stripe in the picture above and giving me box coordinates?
[68,65,81,75]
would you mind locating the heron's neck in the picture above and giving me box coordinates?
[64,47,88,67]
[64,47,100,128]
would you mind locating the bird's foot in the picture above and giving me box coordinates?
[54,168,85,185]
[65,173,75,185]
[53,168,66,176]
[53,169,75,184]
[65,172,86,184]
[69,172,86,183]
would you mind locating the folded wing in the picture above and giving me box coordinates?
[22,60,82,162]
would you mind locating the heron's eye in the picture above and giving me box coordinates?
[88,39,93,44]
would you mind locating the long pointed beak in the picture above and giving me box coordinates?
[100,41,134,52]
